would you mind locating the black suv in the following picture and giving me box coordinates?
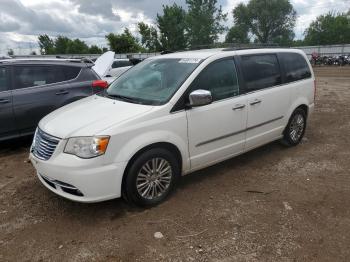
[0,59,106,141]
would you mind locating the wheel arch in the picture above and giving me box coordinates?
[121,142,183,195]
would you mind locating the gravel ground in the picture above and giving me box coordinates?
[0,67,350,262]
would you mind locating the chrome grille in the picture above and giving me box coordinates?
[31,128,60,160]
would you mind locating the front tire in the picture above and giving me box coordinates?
[281,108,307,146]
[123,148,179,207]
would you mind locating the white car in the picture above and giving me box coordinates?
[91,52,133,83]
[107,59,133,78]
[30,48,315,206]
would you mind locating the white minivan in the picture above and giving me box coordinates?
[29,48,315,206]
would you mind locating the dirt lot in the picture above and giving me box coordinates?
[1,67,350,262]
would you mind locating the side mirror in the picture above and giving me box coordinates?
[188,89,212,107]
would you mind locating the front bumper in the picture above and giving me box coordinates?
[30,153,127,203]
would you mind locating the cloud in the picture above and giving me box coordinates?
[70,0,120,20]
[0,0,348,54]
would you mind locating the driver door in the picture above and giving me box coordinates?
[186,58,247,171]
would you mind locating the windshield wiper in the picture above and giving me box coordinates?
[106,93,142,104]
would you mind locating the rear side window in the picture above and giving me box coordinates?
[189,59,239,101]
[0,67,8,92]
[14,66,64,89]
[112,60,132,68]
[280,53,311,83]
[241,54,282,91]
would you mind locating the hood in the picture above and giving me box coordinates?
[39,95,153,138]
[92,51,115,77]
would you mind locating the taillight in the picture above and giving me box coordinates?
[92,80,108,89]
[313,79,316,102]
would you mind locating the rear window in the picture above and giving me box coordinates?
[280,53,311,83]
[14,65,81,89]
[241,54,282,91]
[14,66,60,89]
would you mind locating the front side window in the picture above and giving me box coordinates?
[0,67,8,92]
[241,54,282,91]
[188,59,239,101]
[14,66,65,89]
[280,53,311,83]
[106,58,200,105]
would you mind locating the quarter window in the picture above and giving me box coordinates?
[0,67,8,92]
[189,59,239,101]
[61,66,81,81]
[241,54,282,91]
[280,53,311,82]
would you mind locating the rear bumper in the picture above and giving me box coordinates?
[30,153,127,203]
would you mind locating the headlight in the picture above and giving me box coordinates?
[64,136,110,158]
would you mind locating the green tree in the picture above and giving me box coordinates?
[231,0,296,45]
[65,39,89,54]
[7,49,14,56]
[54,36,71,54]
[89,45,103,54]
[304,11,350,45]
[106,28,141,53]
[186,0,227,48]
[138,22,161,51]
[38,34,55,54]
[157,4,187,51]
[225,24,250,43]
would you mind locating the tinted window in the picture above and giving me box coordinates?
[14,66,64,89]
[281,53,311,82]
[189,59,239,101]
[62,66,81,80]
[0,67,8,92]
[112,60,132,68]
[241,54,281,91]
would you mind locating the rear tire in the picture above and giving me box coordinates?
[123,148,179,207]
[281,108,307,146]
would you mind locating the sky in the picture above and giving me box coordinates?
[0,0,349,54]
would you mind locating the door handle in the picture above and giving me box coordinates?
[55,90,69,95]
[0,99,10,104]
[250,99,262,106]
[232,104,246,110]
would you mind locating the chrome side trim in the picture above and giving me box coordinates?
[246,116,284,131]
[196,129,245,147]
[195,115,284,147]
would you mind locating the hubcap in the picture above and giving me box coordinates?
[289,114,305,142]
[136,158,172,200]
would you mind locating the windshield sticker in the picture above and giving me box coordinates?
[179,58,201,64]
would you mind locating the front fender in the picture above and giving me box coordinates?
[110,130,190,174]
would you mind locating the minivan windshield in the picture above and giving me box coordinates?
[106,58,201,105]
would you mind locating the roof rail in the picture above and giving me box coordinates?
[0,57,95,66]
[222,43,286,51]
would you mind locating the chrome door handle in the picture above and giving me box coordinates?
[0,99,10,104]
[55,90,69,95]
[250,99,262,106]
[232,104,245,110]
